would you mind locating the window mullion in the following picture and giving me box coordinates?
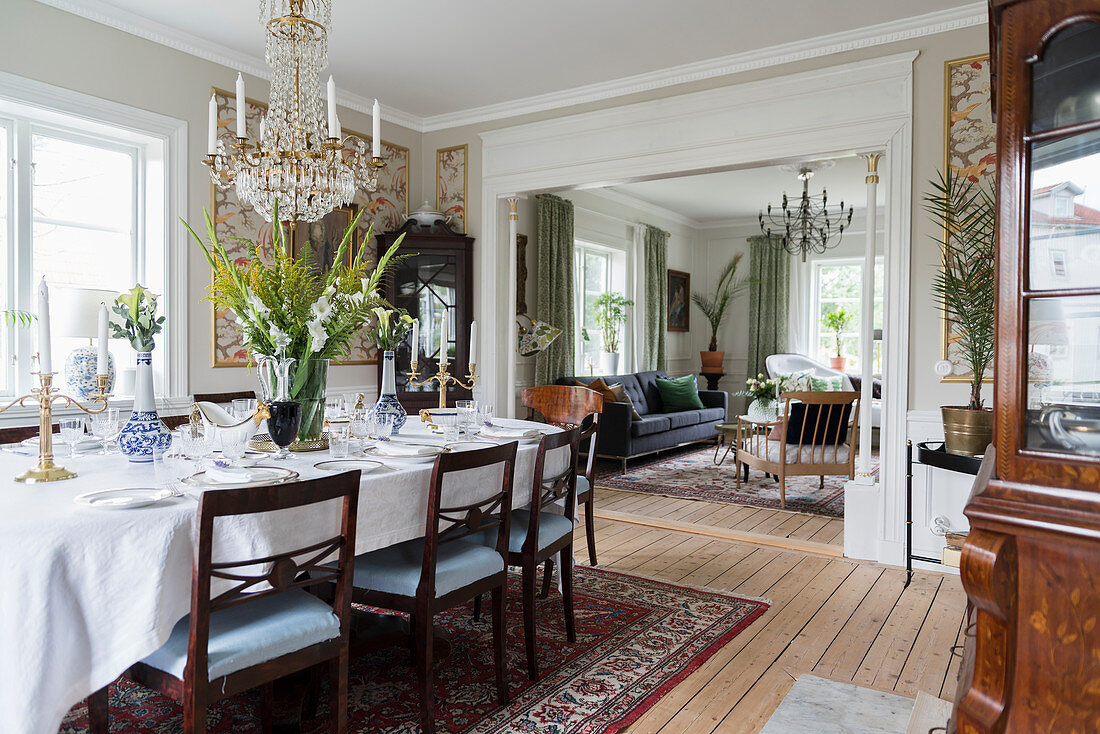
[13,118,33,395]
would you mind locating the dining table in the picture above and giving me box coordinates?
[0,415,563,734]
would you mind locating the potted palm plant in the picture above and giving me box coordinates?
[593,292,632,374]
[926,169,996,457]
[822,309,853,370]
[692,253,748,373]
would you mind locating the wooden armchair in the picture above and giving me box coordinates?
[521,385,603,566]
[735,391,860,508]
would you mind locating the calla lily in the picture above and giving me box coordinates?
[372,307,391,330]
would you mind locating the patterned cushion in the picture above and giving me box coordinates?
[141,590,340,680]
[781,369,815,392]
[809,375,846,391]
[351,537,504,598]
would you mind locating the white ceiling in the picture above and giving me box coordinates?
[39,0,984,130]
[600,156,885,225]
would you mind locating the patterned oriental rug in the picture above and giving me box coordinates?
[596,446,852,518]
[62,567,767,734]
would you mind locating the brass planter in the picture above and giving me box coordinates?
[941,406,993,457]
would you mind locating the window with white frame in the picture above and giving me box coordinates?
[810,257,884,375]
[573,240,628,374]
[0,92,173,399]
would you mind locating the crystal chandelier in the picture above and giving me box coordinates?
[203,0,384,223]
[759,164,853,261]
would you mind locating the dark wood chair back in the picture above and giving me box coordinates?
[422,442,518,596]
[522,385,603,480]
[524,426,581,553]
[188,471,360,687]
[192,390,258,404]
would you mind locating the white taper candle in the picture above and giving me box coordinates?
[37,277,51,374]
[439,309,448,367]
[469,321,477,369]
[372,99,381,158]
[235,73,246,138]
[207,93,217,155]
[97,303,109,375]
[327,76,337,138]
[411,318,419,365]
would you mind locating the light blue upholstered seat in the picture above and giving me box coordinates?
[141,589,340,680]
[351,537,505,597]
[576,475,591,496]
[473,509,574,554]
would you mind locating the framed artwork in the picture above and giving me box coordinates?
[516,233,528,315]
[290,205,360,275]
[209,86,409,366]
[940,55,996,383]
[667,270,690,332]
[436,144,467,234]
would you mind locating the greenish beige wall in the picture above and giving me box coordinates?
[0,0,424,397]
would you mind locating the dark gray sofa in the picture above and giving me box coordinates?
[557,370,727,472]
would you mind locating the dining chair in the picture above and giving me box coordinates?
[191,390,258,404]
[347,441,518,734]
[473,426,581,680]
[86,471,361,734]
[521,385,603,567]
[735,391,860,508]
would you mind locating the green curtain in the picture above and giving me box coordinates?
[642,224,669,372]
[747,235,790,380]
[535,194,575,385]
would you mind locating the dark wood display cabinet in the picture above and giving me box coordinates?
[374,221,474,412]
[952,3,1100,731]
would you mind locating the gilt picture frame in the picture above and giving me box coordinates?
[667,270,690,332]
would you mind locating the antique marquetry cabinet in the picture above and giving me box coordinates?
[374,220,475,411]
[953,2,1100,731]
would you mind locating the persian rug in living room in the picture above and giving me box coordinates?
[61,567,767,734]
[596,446,849,518]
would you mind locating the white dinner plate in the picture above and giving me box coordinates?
[314,459,384,474]
[363,445,445,464]
[23,435,101,451]
[444,441,498,452]
[74,487,175,510]
[183,465,298,489]
[476,428,547,443]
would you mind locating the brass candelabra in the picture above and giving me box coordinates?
[407,361,477,410]
[0,373,111,483]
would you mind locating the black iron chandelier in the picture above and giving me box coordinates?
[759,165,853,261]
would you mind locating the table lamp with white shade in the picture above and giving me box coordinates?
[53,286,120,399]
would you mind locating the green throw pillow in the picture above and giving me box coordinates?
[656,374,705,412]
[809,375,846,391]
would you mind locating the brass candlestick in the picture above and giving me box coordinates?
[407,361,477,410]
[0,372,111,483]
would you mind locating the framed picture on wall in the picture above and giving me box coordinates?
[290,205,360,275]
[667,269,690,332]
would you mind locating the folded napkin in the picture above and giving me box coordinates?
[204,464,261,484]
[371,442,441,457]
[480,424,543,440]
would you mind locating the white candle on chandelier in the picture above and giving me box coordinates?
[259,115,266,143]
[439,309,448,367]
[469,321,477,369]
[96,303,109,375]
[207,93,217,155]
[327,75,337,138]
[335,114,342,141]
[37,277,51,374]
[372,99,381,159]
[410,318,419,366]
[235,73,246,138]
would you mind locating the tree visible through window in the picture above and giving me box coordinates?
[812,258,884,375]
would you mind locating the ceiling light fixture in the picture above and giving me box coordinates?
[759,162,853,261]
[203,0,384,223]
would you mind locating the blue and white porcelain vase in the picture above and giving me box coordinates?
[64,346,116,399]
[118,351,171,462]
[369,350,407,431]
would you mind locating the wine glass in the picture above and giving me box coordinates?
[478,403,494,428]
[266,400,301,460]
[232,398,258,421]
[350,409,371,451]
[455,400,477,435]
[59,418,85,458]
[90,408,121,455]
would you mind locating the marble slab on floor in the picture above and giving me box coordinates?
[761,674,915,734]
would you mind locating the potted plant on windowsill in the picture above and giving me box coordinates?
[822,309,853,371]
[593,292,632,375]
[692,253,748,373]
[926,169,996,457]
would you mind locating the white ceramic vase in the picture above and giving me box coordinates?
[117,351,171,462]
[599,351,620,375]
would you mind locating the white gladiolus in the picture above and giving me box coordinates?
[307,319,327,350]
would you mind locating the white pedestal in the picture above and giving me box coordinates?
[844,478,880,561]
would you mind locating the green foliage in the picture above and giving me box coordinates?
[366,307,415,352]
[593,292,632,353]
[110,285,165,352]
[924,169,996,410]
[821,309,853,357]
[691,253,748,351]
[183,198,408,367]
[1,310,35,328]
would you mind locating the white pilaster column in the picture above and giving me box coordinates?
[506,196,519,418]
[856,152,882,482]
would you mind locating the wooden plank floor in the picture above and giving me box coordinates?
[572,509,966,734]
[591,487,845,556]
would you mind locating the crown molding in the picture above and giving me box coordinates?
[33,0,984,134]
[418,2,985,132]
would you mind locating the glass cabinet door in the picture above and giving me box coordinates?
[392,253,457,394]
[1025,22,1100,457]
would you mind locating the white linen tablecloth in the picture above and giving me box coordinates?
[0,418,561,734]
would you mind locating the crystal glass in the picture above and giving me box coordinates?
[329,426,351,459]
[221,429,249,462]
[59,418,85,457]
[350,410,370,450]
[90,407,120,455]
[455,400,476,435]
[373,413,395,440]
[152,444,188,491]
[232,398,258,420]
[267,400,302,460]
[343,393,364,415]
[176,424,207,461]
[442,421,460,443]
[478,403,494,427]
